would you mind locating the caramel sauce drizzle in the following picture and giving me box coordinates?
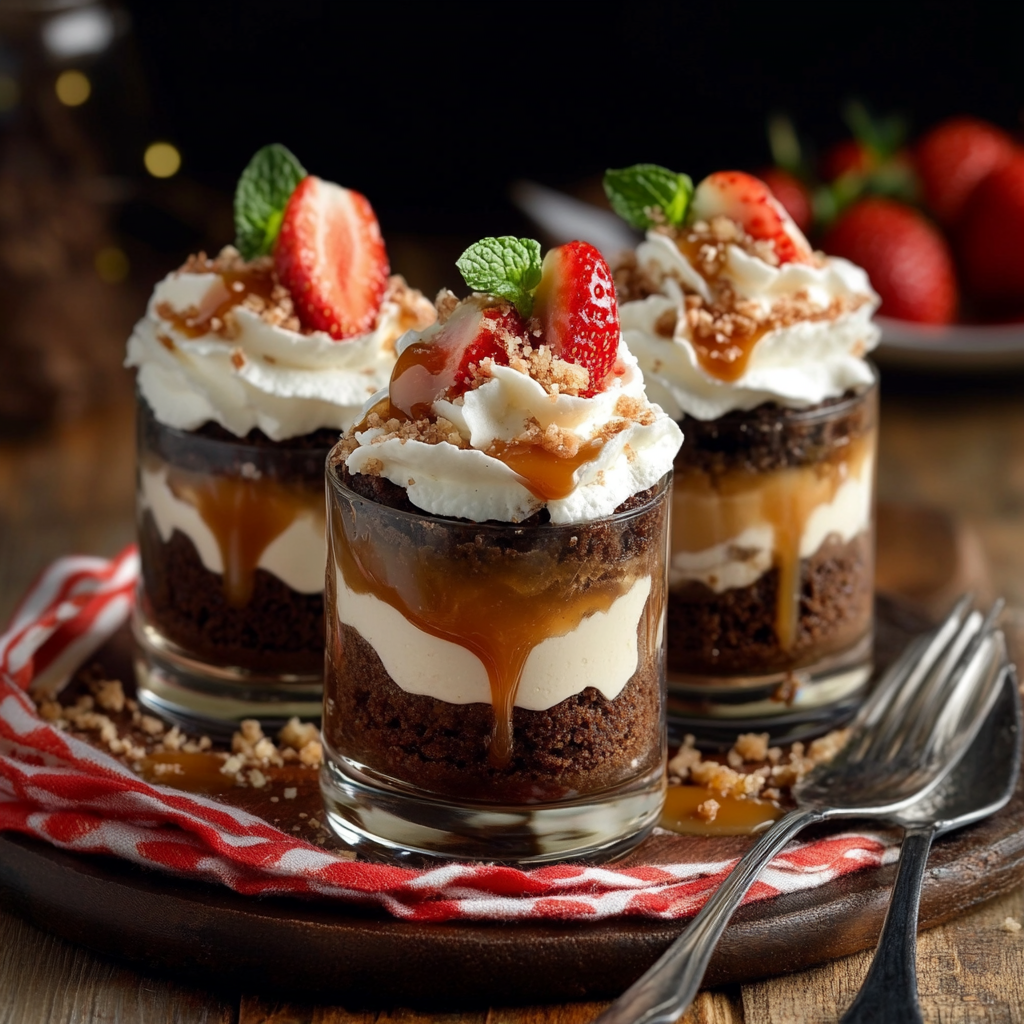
[165,465,323,607]
[353,334,607,504]
[672,236,773,384]
[671,434,872,651]
[660,784,783,836]
[334,516,630,767]
[156,266,277,339]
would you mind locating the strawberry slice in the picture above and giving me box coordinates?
[690,171,814,265]
[274,176,389,340]
[388,299,524,420]
[532,240,619,397]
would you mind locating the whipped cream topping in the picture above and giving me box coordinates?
[619,231,880,421]
[344,332,683,525]
[127,263,432,441]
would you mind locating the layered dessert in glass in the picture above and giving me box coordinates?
[128,145,433,728]
[607,166,880,735]
[321,236,682,862]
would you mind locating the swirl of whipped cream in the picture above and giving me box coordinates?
[126,259,433,441]
[619,231,880,422]
[344,326,683,525]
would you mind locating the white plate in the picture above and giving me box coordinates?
[877,316,1024,370]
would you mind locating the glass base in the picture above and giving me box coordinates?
[132,611,322,735]
[320,747,665,866]
[667,633,872,747]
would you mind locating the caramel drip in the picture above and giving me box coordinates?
[673,236,771,383]
[167,467,322,607]
[671,434,873,651]
[156,266,277,338]
[137,752,240,795]
[388,336,454,421]
[335,518,629,767]
[660,784,783,836]
[486,439,605,502]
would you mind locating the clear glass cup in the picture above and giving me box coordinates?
[666,371,878,743]
[320,459,671,864]
[132,396,331,730]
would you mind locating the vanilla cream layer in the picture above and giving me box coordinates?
[140,465,325,594]
[670,453,873,593]
[336,570,652,710]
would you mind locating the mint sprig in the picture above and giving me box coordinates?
[603,164,694,231]
[456,237,543,317]
[234,144,307,260]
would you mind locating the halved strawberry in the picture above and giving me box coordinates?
[532,240,619,397]
[690,171,814,265]
[274,176,389,340]
[389,299,525,420]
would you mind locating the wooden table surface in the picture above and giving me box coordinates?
[2,366,1024,1023]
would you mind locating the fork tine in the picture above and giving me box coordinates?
[918,627,1007,764]
[895,602,1005,761]
[846,595,972,762]
[868,610,983,760]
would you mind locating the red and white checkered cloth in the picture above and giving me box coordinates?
[0,547,899,921]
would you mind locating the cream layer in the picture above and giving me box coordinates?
[139,465,325,594]
[335,571,652,710]
[670,453,873,593]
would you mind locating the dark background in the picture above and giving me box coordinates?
[121,0,1023,238]
[0,0,1021,429]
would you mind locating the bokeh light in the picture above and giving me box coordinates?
[143,141,181,178]
[94,246,130,284]
[55,69,91,107]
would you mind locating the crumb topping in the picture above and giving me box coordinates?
[164,246,432,345]
[667,727,849,805]
[614,217,868,365]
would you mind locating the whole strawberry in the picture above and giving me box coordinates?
[822,198,958,324]
[915,117,1017,227]
[959,152,1024,305]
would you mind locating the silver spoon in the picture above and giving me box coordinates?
[839,658,1022,1023]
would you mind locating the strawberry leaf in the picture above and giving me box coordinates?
[234,144,307,260]
[456,237,543,317]
[603,164,693,230]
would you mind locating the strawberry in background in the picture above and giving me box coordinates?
[823,198,958,324]
[914,117,1017,227]
[959,152,1024,306]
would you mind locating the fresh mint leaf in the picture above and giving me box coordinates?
[234,144,307,260]
[603,164,694,230]
[456,236,543,317]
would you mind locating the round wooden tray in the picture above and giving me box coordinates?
[0,505,1019,1007]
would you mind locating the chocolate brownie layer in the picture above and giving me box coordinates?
[326,623,662,804]
[667,531,873,677]
[139,398,334,481]
[139,512,324,675]
[675,383,878,476]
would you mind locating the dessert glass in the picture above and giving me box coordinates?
[133,396,331,729]
[320,463,672,864]
[666,370,878,741]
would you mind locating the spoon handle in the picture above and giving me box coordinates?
[591,807,823,1024]
[840,824,935,1024]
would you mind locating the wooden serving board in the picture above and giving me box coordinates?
[0,504,1020,1007]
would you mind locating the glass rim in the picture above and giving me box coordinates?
[136,390,339,456]
[326,453,672,534]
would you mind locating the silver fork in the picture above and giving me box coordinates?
[592,597,1008,1024]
